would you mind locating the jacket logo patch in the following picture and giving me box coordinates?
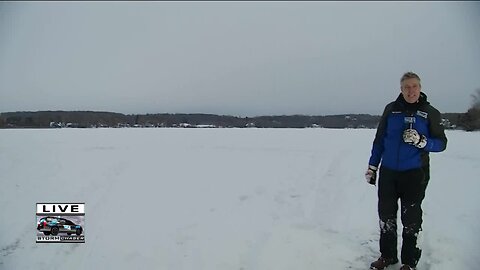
[404,116,416,124]
[417,110,428,118]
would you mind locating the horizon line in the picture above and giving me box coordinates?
[0,110,464,118]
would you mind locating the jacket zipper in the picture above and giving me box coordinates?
[397,111,415,170]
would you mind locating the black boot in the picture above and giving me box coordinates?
[370,256,399,269]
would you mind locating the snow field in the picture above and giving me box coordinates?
[0,128,478,269]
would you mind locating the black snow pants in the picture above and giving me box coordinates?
[377,166,429,267]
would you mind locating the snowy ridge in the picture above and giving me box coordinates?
[0,129,479,269]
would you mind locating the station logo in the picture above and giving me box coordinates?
[36,203,85,243]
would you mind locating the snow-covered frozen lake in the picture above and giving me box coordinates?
[0,128,479,270]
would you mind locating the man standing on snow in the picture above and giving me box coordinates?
[365,72,447,270]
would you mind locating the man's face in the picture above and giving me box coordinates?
[401,78,421,103]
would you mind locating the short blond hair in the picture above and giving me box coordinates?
[401,72,421,85]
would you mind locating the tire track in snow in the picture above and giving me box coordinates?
[309,148,350,227]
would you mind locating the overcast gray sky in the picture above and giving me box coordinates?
[1,1,479,116]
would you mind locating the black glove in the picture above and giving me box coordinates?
[365,165,378,186]
[402,128,427,148]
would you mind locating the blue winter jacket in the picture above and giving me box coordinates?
[369,93,447,171]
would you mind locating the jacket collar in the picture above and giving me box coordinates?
[394,92,429,113]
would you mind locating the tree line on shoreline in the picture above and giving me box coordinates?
[0,110,468,130]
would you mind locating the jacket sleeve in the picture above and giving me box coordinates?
[368,103,391,167]
[423,106,447,152]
